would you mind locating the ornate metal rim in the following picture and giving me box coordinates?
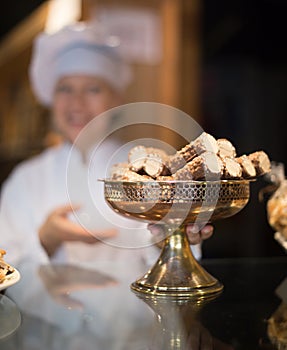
[100,179,252,204]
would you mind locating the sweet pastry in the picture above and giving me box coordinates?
[128,145,149,172]
[173,152,223,181]
[236,155,257,178]
[248,150,271,176]
[187,132,218,158]
[109,132,271,182]
[167,132,218,174]
[217,138,237,158]
[0,249,14,284]
[221,157,242,179]
[109,163,130,180]
[267,181,287,239]
[156,175,175,181]
[120,169,153,182]
[128,146,168,177]
[165,153,186,175]
[143,150,168,178]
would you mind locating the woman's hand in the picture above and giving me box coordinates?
[148,223,214,246]
[185,224,214,244]
[38,204,117,257]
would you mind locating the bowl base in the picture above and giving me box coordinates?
[130,225,224,299]
[131,280,223,299]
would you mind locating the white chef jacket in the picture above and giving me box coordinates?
[1,141,202,348]
[0,141,201,272]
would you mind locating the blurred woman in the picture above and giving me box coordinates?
[0,22,212,272]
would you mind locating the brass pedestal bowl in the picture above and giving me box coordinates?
[102,180,251,298]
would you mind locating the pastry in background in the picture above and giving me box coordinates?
[0,249,14,283]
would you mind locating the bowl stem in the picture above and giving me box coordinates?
[131,225,223,298]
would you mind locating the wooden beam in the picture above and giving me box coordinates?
[180,0,202,121]
[159,0,181,107]
[0,2,49,68]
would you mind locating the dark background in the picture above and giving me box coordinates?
[0,1,45,41]
[1,0,287,258]
[201,0,287,258]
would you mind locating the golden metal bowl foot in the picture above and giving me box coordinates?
[102,179,251,299]
[131,226,223,298]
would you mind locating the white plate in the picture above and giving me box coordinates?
[0,268,20,292]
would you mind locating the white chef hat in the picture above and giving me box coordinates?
[29,22,133,106]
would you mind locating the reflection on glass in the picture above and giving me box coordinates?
[0,294,21,340]
[134,291,234,350]
[267,277,287,349]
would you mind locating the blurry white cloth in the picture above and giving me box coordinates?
[1,140,202,348]
[0,141,201,270]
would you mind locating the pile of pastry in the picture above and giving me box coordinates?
[110,132,271,182]
[0,249,14,284]
[268,302,287,349]
[267,181,287,240]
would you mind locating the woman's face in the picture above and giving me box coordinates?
[52,75,122,143]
